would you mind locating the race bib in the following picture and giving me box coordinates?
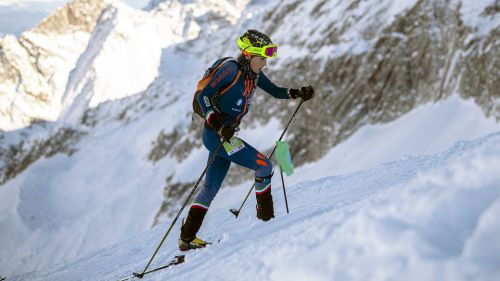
[223,137,245,156]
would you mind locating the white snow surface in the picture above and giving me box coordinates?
[7,129,500,281]
[1,95,499,280]
[290,95,500,185]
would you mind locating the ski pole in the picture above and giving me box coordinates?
[135,141,225,278]
[280,169,289,214]
[230,99,304,218]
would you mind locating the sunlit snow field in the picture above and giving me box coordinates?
[3,94,500,280]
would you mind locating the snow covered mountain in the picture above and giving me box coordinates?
[0,0,108,130]
[0,0,499,279]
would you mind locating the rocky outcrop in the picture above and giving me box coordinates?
[0,126,86,185]
[31,0,108,35]
[255,0,500,166]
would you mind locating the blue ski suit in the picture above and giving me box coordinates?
[191,58,292,210]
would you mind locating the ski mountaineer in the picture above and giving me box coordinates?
[178,30,314,251]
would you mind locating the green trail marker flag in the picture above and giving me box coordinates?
[275,141,294,176]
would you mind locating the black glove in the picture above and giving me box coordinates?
[207,111,223,130]
[289,85,314,101]
[218,125,236,142]
[207,112,236,141]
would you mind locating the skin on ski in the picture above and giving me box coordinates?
[118,255,185,281]
[118,238,220,281]
[133,255,185,276]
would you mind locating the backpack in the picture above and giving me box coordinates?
[192,57,242,119]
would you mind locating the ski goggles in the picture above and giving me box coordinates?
[245,44,278,58]
[238,40,278,58]
[259,44,278,58]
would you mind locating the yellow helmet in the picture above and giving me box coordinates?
[237,29,278,58]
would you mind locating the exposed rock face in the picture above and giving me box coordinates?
[0,34,53,128]
[32,0,108,35]
[0,126,86,185]
[251,0,500,167]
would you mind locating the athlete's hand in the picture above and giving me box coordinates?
[207,111,224,130]
[289,85,314,101]
[218,125,236,142]
[207,111,237,141]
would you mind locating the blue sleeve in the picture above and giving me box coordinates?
[197,61,238,118]
[257,72,291,99]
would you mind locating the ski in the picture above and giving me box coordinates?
[118,255,185,281]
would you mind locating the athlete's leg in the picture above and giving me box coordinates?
[180,128,231,246]
[202,128,275,220]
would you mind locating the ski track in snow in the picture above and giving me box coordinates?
[11,131,500,281]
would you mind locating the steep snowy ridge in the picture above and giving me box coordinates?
[10,131,500,281]
[59,0,249,125]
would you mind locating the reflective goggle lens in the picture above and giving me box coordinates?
[264,46,277,57]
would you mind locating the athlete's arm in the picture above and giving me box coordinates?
[257,72,291,99]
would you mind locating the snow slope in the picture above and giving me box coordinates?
[10,130,500,281]
[290,95,500,185]
[0,94,498,278]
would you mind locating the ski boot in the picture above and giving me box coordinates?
[179,206,210,251]
[255,175,275,221]
[178,237,211,251]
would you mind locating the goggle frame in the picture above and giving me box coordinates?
[237,38,278,58]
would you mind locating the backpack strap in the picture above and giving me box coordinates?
[219,70,242,96]
[214,58,242,99]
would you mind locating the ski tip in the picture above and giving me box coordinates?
[229,209,240,217]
